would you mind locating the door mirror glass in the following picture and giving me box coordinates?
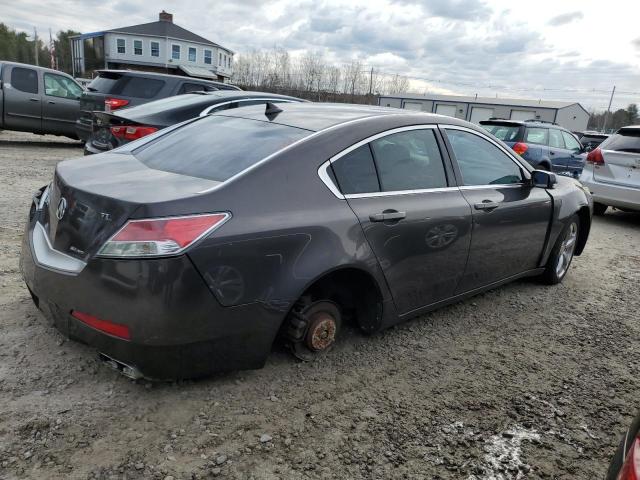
[531,170,557,188]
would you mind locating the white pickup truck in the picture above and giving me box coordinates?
[0,61,84,139]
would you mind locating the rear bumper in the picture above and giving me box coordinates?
[20,218,284,380]
[75,119,92,142]
[580,167,640,211]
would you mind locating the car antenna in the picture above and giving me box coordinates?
[265,102,283,120]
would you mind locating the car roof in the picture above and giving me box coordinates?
[481,118,572,130]
[213,102,471,132]
[0,61,74,77]
[96,69,236,86]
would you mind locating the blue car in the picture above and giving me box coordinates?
[480,119,587,178]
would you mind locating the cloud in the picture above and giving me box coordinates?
[392,0,492,20]
[548,11,584,27]
[633,37,640,49]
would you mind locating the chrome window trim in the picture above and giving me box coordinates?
[199,98,298,117]
[318,161,345,199]
[31,222,87,275]
[439,124,531,176]
[345,186,458,199]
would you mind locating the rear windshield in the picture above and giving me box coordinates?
[87,73,165,99]
[134,116,312,181]
[480,124,520,142]
[601,130,640,153]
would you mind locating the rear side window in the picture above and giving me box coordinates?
[331,145,380,194]
[370,129,447,191]
[86,74,164,98]
[446,129,522,186]
[480,124,520,142]
[525,128,548,145]
[600,130,640,153]
[179,83,214,94]
[134,116,311,181]
[548,129,564,149]
[11,67,38,94]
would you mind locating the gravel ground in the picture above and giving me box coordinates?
[1,130,639,480]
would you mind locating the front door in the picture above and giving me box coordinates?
[42,72,82,136]
[4,65,41,133]
[330,126,472,314]
[442,127,553,293]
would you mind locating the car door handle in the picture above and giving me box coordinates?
[549,151,556,155]
[29,97,40,102]
[47,101,56,105]
[474,201,499,211]
[369,211,406,222]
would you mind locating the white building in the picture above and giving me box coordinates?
[378,93,590,132]
[70,11,233,82]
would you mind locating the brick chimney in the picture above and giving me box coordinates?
[159,10,173,22]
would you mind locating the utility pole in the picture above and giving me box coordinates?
[602,85,616,133]
[369,67,373,95]
[33,27,39,66]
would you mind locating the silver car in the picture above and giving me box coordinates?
[580,126,640,215]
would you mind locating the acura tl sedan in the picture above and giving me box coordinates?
[20,103,593,380]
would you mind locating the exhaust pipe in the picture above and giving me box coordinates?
[99,353,144,380]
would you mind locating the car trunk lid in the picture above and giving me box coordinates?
[44,153,220,261]
[594,128,640,189]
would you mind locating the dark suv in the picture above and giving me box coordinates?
[75,70,240,142]
[480,119,587,177]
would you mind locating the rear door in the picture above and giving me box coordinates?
[4,64,41,133]
[42,72,83,136]
[548,128,569,173]
[330,126,472,314]
[595,129,640,189]
[442,127,552,292]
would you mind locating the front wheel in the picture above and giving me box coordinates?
[540,215,580,285]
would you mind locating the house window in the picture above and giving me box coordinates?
[219,53,222,66]
[151,41,159,57]
[204,49,212,65]
[188,47,196,62]
[133,39,143,56]
[172,44,180,60]
[227,56,231,68]
[116,38,125,54]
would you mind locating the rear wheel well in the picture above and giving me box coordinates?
[294,268,384,333]
[575,206,591,255]
[538,160,551,170]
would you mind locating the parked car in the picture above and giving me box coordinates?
[76,69,241,142]
[605,412,640,479]
[0,61,84,139]
[577,130,609,151]
[580,125,640,215]
[84,90,304,154]
[20,103,593,380]
[480,119,587,177]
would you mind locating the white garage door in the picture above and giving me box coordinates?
[470,107,494,124]
[403,102,423,111]
[510,109,536,121]
[435,104,457,118]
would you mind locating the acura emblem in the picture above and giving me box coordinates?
[56,197,67,220]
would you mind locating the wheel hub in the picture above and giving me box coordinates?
[305,312,337,352]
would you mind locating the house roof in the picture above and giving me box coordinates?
[106,20,233,53]
[379,92,585,111]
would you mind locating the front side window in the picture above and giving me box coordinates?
[133,40,143,56]
[548,129,564,149]
[561,131,582,152]
[331,145,380,194]
[525,127,548,146]
[370,129,448,191]
[204,49,212,64]
[11,67,38,94]
[116,38,125,54]
[44,73,83,99]
[446,129,522,186]
[188,47,196,62]
[172,44,180,60]
[150,41,159,57]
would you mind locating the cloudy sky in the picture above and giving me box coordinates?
[2,0,639,110]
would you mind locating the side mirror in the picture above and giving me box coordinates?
[531,170,557,188]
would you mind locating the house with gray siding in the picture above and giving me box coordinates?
[70,11,233,82]
[378,93,589,132]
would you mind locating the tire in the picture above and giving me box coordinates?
[593,202,608,216]
[540,214,580,285]
[538,162,551,171]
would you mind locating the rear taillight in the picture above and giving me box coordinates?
[71,311,131,340]
[98,213,230,257]
[105,97,129,111]
[512,142,528,156]
[618,437,640,480]
[111,125,158,141]
[586,147,604,165]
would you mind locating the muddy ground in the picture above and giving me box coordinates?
[0,130,639,480]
